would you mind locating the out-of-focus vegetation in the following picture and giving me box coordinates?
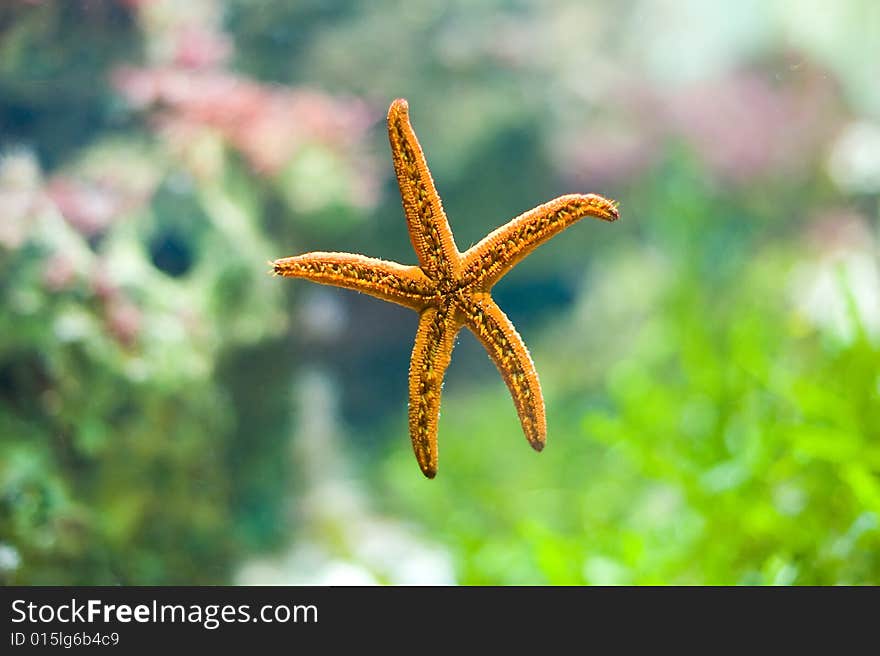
[1,0,878,584]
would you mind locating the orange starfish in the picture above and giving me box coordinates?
[273,98,618,478]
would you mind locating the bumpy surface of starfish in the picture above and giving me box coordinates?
[274,98,618,478]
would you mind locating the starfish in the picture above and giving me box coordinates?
[273,98,618,478]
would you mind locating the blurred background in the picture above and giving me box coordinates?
[1,0,878,585]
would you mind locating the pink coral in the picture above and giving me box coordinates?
[665,67,842,183]
[173,24,232,69]
[47,178,126,237]
[113,66,375,177]
[43,253,78,292]
[105,297,143,348]
[561,62,843,188]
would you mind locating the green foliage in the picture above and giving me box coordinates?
[0,145,290,583]
[381,240,880,584]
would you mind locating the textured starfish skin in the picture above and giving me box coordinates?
[274,98,618,478]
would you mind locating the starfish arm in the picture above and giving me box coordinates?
[273,252,432,311]
[387,99,460,280]
[459,294,546,452]
[408,303,460,478]
[460,193,619,289]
